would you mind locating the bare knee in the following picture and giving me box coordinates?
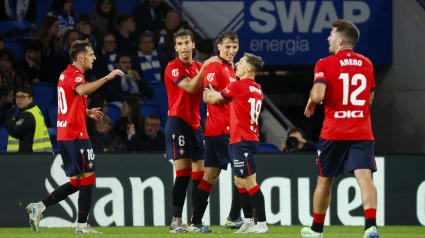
[317,176,334,189]
[204,168,221,184]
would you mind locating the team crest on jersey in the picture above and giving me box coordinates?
[75,77,82,82]
[179,148,184,155]
[206,73,215,82]
[172,69,179,77]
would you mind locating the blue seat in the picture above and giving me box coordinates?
[4,39,24,61]
[0,20,37,39]
[106,103,121,125]
[0,126,8,152]
[140,102,160,117]
[258,143,280,153]
[49,104,58,127]
[160,123,165,132]
[33,83,57,116]
[145,81,168,123]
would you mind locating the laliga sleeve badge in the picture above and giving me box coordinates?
[179,148,184,155]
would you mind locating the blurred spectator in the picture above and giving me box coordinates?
[103,53,153,103]
[91,0,119,42]
[134,0,172,34]
[47,0,76,35]
[114,97,145,146]
[129,113,165,152]
[0,48,28,93]
[0,86,14,125]
[0,34,4,50]
[21,39,43,84]
[34,16,62,58]
[94,33,117,78]
[156,9,202,62]
[86,94,108,136]
[115,14,137,55]
[136,32,164,82]
[47,29,80,84]
[75,14,97,50]
[194,38,214,63]
[0,0,37,22]
[92,115,114,148]
[281,127,317,152]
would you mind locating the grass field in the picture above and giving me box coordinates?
[0,226,425,238]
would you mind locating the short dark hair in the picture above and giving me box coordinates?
[0,48,16,66]
[69,39,92,62]
[244,53,263,73]
[76,14,91,25]
[63,29,80,43]
[16,85,33,97]
[117,14,134,27]
[137,32,154,45]
[173,29,194,45]
[287,127,306,139]
[218,31,239,44]
[146,113,160,122]
[115,52,131,63]
[27,39,43,51]
[332,19,360,47]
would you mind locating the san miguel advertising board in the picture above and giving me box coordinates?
[1,153,424,227]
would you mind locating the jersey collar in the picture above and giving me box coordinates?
[178,58,192,67]
[217,54,233,67]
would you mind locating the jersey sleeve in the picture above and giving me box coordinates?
[203,63,220,90]
[313,59,327,85]
[70,73,86,94]
[220,81,239,100]
[165,64,188,87]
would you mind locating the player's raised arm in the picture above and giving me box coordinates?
[75,69,124,96]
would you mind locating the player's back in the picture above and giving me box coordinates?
[315,50,375,140]
[226,79,263,144]
[57,65,89,141]
[204,61,236,136]
[165,58,202,130]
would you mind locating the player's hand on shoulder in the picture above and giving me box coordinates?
[106,69,124,81]
[203,56,221,66]
[203,84,216,97]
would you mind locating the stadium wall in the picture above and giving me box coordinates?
[1,153,424,227]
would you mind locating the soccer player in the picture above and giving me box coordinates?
[26,39,124,233]
[301,20,379,238]
[164,29,218,233]
[189,31,252,232]
[204,53,269,234]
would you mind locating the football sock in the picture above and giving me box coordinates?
[248,185,266,222]
[41,178,80,207]
[172,168,191,218]
[191,179,213,225]
[78,174,95,223]
[191,171,204,199]
[239,188,254,218]
[311,213,326,233]
[364,208,377,230]
[228,184,242,220]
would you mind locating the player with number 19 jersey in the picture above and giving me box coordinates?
[314,50,375,140]
[221,79,263,144]
[57,65,89,141]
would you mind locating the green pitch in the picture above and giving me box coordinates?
[0,226,424,237]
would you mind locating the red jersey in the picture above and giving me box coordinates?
[314,50,375,140]
[221,79,263,144]
[203,60,236,136]
[57,65,89,141]
[165,58,203,130]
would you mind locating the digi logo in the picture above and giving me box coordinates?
[206,73,215,82]
[172,69,179,77]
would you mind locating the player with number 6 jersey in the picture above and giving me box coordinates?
[204,53,268,234]
[302,20,379,238]
[25,40,123,234]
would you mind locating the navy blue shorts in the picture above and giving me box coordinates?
[228,141,259,178]
[58,139,95,177]
[316,139,377,177]
[165,117,204,161]
[204,134,231,170]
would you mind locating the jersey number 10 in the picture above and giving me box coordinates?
[339,73,367,106]
[58,87,68,114]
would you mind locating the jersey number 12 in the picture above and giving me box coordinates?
[339,73,367,106]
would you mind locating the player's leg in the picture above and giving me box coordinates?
[301,139,348,238]
[73,139,101,234]
[26,141,81,232]
[346,141,379,238]
[232,141,268,234]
